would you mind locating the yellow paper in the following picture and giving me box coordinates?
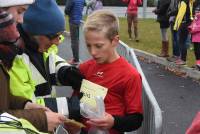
[80,79,108,108]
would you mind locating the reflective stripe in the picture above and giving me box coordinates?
[56,97,69,117]
[21,54,47,85]
[55,62,71,74]
[36,98,45,106]
[49,53,56,74]
[51,86,57,97]
[32,94,51,104]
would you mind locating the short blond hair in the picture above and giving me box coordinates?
[83,10,119,41]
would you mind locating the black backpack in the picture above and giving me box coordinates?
[167,0,179,17]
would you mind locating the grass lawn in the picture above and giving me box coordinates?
[118,18,196,67]
[65,16,195,67]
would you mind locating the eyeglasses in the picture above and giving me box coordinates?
[46,32,64,40]
[0,116,39,134]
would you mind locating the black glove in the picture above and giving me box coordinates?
[67,93,83,121]
[58,66,85,90]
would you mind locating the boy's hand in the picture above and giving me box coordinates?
[86,113,114,130]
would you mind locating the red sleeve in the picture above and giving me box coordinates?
[124,72,143,114]
[79,62,88,76]
[79,60,94,77]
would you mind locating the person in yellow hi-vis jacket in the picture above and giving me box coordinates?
[173,0,194,65]
[8,0,84,124]
[0,0,67,133]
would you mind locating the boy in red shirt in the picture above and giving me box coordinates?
[79,10,143,134]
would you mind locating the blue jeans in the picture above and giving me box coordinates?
[170,23,180,57]
[178,23,189,61]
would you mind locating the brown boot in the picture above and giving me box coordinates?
[157,41,169,57]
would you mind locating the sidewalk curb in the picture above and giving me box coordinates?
[134,48,200,80]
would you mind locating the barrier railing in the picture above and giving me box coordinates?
[118,41,163,134]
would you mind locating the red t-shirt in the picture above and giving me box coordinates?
[79,57,143,134]
[122,0,142,14]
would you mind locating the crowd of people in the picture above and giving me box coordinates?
[154,0,200,70]
[0,0,143,134]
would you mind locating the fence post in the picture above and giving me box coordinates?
[143,0,147,18]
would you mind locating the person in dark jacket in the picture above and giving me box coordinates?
[153,0,171,57]
[65,0,85,64]
[0,3,66,133]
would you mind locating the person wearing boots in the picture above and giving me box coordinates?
[174,0,195,65]
[153,0,171,57]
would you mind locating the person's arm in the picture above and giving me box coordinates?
[41,96,82,122]
[57,65,85,90]
[9,93,30,109]
[174,1,187,30]
[112,113,143,132]
[1,109,48,132]
[87,112,143,132]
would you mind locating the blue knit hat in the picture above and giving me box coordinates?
[22,0,65,35]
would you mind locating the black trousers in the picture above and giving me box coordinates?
[194,42,200,60]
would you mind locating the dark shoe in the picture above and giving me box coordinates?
[135,37,139,42]
[167,56,180,62]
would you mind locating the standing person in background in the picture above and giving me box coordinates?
[188,4,200,70]
[153,0,171,57]
[65,0,84,65]
[173,0,194,65]
[123,0,142,42]
[167,0,181,62]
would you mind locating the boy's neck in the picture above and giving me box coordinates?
[106,51,120,64]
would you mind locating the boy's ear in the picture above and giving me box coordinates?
[112,35,119,46]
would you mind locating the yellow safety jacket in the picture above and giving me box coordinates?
[174,0,194,30]
[0,113,48,134]
[8,36,70,116]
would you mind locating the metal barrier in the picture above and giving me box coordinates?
[118,41,163,134]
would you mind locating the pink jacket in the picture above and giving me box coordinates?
[189,13,200,43]
[123,0,142,14]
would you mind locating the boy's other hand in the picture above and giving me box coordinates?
[86,113,114,130]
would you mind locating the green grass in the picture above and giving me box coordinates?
[65,16,196,67]
[118,18,196,67]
